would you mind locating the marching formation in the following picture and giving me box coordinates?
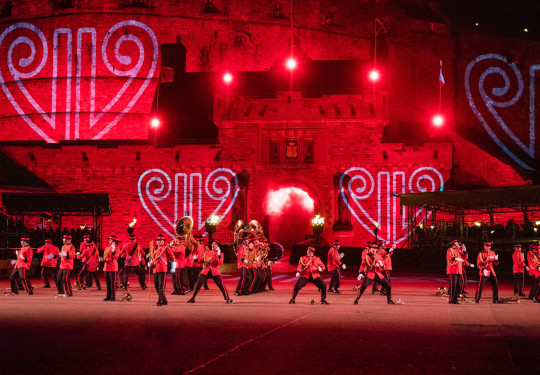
[6,219,540,307]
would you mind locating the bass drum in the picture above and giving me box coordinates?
[267,242,284,261]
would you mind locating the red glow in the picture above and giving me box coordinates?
[266,188,314,215]
[150,118,160,129]
[286,58,297,70]
[369,69,380,82]
[223,72,233,84]
[432,114,444,127]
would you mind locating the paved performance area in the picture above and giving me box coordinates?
[1,272,539,375]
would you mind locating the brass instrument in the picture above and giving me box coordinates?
[435,286,448,297]
[498,294,520,304]
[117,292,132,302]
[248,220,265,239]
[174,216,197,252]
[233,220,249,248]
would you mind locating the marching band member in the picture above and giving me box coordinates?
[148,234,175,306]
[446,240,463,304]
[527,245,539,300]
[530,245,540,302]
[76,235,100,290]
[187,239,232,303]
[119,235,147,290]
[328,239,345,293]
[185,235,196,292]
[512,244,527,297]
[171,234,187,295]
[260,238,275,291]
[458,243,474,295]
[354,244,394,305]
[353,241,372,291]
[101,235,120,301]
[474,242,500,304]
[193,235,210,290]
[234,232,252,296]
[56,235,76,297]
[36,239,58,289]
[249,236,265,294]
[9,236,34,295]
[289,247,329,305]
[373,240,395,295]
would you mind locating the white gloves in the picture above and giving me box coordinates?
[357,274,364,281]
[295,272,300,277]
[455,258,464,262]
[47,254,54,259]
[470,264,475,268]
[96,267,99,271]
[99,257,104,262]
[76,252,81,256]
[217,248,221,256]
[15,250,19,256]
[342,264,347,269]
[483,269,489,276]
[10,260,16,265]
[489,256,494,260]
[318,267,322,272]
[111,247,115,253]
[193,255,198,260]
[495,254,498,261]
[243,259,248,264]
[59,252,67,257]
[148,262,153,268]
[146,253,150,259]
[170,262,177,272]
[340,252,345,258]
[462,244,467,252]
[525,266,529,272]
[391,243,397,250]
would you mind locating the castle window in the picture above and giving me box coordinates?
[53,0,74,10]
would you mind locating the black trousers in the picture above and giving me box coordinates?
[153,272,167,304]
[261,267,273,290]
[372,270,391,291]
[105,271,117,300]
[86,271,101,289]
[235,267,253,294]
[292,275,327,301]
[194,267,209,289]
[41,266,57,288]
[475,274,499,302]
[57,269,72,296]
[357,275,392,302]
[513,272,524,295]
[120,266,146,288]
[187,267,198,290]
[77,266,89,288]
[528,275,538,299]
[460,271,468,293]
[172,268,187,293]
[10,267,32,294]
[531,276,540,300]
[250,268,264,293]
[448,274,462,304]
[192,270,229,300]
[329,269,341,290]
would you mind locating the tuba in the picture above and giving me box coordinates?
[174,216,197,251]
[234,220,249,246]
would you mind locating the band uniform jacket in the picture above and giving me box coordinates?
[37,243,59,267]
[327,248,342,272]
[172,242,187,268]
[78,242,99,272]
[186,248,195,268]
[527,251,540,277]
[150,245,174,273]
[193,244,205,268]
[236,244,248,269]
[103,245,120,272]
[362,253,385,280]
[297,255,325,279]
[15,244,33,270]
[199,249,224,276]
[512,251,526,273]
[476,250,498,277]
[446,248,463,275]
[121,242,145,267]
[458,249,470,274]
[59,244,76,270]
[379,248,393,271]
[358,249,369,274]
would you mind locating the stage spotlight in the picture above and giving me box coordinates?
[223,72,233,84]
[369,69,380,82]
[432,114,444,127]
[150,117,160,129]
[286,57,297,70]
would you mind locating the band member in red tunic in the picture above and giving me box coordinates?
[512,244,527,296]
[37,238,58,289]
[458,243,475,295]
[76,235,100,290]
[249,236,265,293]
[289,247,329,304]
[101,235,120,301]
[187,240,232,303]
[527,245,539,300]
[529,245,540,302]
[119,234,147,290]
[9,236,34,295]
[57,235,76,297]
[328,239,345,293]
[354,244,394,304]
[171,235,187,295]
[148,234,175,306]
[234,232,253,296]
[445,240,463,304]
[260,238,275,291]
[185,235,196,292]
[192,235,210,290]
[474,242,500,304]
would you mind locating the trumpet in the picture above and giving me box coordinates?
[117,292,132,302]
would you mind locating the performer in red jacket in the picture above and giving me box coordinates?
[354,244,394,304]
[512,244,527,296]
[192,235,210,290]
[234,232,253,296]
[76,235,100,290]
[372,240,395,295]
[119,234,147,290]
[289,247,329,304]
[102,235,120,301]
[445,240,463,304]
[474,242,500,304]
[187,239,232,303]
[148,234,175,306]
[527,246,539,300]
[171,234,187,295]
[529,245,540,302]
[9,236,34,295]
[56,235,76,297]
[37,238,58,289]
[327,239,345,293]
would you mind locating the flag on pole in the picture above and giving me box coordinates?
[439,59,445,87]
